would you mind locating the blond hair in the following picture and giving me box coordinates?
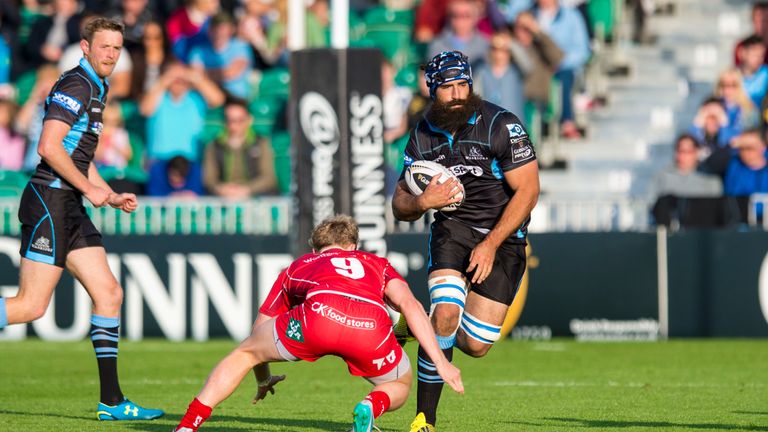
[82,17,125,44]
[309,215,359,251]
[715,68,756,116]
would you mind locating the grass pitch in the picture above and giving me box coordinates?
[0,339,766,431]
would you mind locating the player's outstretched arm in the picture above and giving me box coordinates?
[250,313,286,404]
[385,279,464,394]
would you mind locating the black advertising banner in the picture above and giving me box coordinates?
[521,233,660,339]
[667,229,768,337]
[291,48,385,257]
[0,230,766,340]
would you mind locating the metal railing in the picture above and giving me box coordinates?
[2,194,766,236]
[0,197,293,236]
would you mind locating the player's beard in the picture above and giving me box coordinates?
[426,93,483,133]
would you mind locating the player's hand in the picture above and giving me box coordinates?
[108,193,139,213]
[252,374,286,404]
[417,174,463,211]
[437,363,464,395]
[85,186,111,208]
[466,240,498,284]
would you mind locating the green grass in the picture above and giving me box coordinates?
[0,339,766,431]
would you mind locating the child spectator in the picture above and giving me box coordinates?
[147,155,204,197]
[95,101,132,170]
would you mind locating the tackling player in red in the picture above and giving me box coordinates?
[173,214,463,432]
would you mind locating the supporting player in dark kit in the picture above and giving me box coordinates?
[0,18,163,421]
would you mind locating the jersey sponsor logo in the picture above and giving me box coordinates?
[466,146,487,161]
[51,92,82,114]
[450,164,483,177]
[310,301,377,329]
[513,145,534,163]
[91,107,102,113]
[403,153,414,167]
[31,236,53,253]
[372,349,397,370]
[506,123,526,138]
[286,317,304,342]
[433,154,446,163]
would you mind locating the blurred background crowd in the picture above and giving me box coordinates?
[0,0,765,230]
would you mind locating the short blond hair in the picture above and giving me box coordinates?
[309,215,359,251]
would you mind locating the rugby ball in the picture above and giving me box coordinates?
[404,160,464,212]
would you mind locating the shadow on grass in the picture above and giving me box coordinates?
[530,417,768,431]
[0,409,401,432]
[0,408,180,423]
[734,412,768,416]
[123,414,380,432]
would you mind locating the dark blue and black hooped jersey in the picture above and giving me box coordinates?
[30,57,108,190]
[399,101,536,242]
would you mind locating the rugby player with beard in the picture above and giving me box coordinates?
[392,50,540,431]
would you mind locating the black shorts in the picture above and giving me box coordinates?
[18,183,103,267]
[428,218,526,305]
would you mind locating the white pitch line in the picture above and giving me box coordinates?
[493,381,766,389]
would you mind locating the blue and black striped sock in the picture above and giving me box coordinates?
[90,315,124,405]
[415,340,454,426]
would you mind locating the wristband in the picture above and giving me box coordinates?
[257,376,272,387]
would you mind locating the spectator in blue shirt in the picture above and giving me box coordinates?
[532,0,590,139]
[190,12,253,99]
[736,35,768,109]
[139,60,225,163]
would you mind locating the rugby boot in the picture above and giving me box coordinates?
[97,398,164,420]
[409,412,436,432]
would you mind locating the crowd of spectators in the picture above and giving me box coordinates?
[652,1,768,227]
[0,0,621,198]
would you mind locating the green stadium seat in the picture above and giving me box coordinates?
[14,70,38,107]
[250,97,284,136]
[363,7,414,29]
[199,106,226,148]
[0,170,30,197]
[270,131,292,195]
[587,0,615,42]
[258,68,290,101]
[362,7,413,69]
[395,66,419,90]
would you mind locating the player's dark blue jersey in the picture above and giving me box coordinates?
[30,57,108,190]
[399,101,536,241]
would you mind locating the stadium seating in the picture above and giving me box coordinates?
[250,97,282,136]
[270,131,292,195]
[257,68,291,101]
[0,170,29,197]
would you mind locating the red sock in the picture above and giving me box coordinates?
[176,398,213,431]
[364,391,391,419]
